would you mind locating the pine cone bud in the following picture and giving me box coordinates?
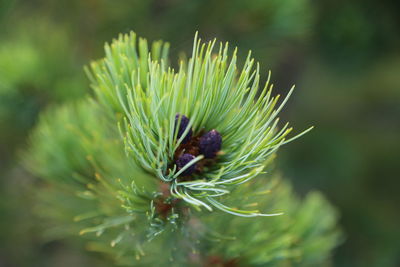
[199,129,222,158]
[175,114,192,144]
[176,153,196,176]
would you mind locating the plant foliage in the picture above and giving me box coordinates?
[24,32,341,266]
[86,32,312,216]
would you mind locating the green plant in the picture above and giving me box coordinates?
[25,32,341,266]
[86,32,312,216]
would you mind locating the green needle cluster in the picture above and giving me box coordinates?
[24,32,341,266]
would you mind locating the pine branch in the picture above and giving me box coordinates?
[24,32,341,266]
[87,31,312,216]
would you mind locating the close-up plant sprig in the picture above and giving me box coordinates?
[87,32,313,217]
[2,1,399,266]
[22,31,341,266]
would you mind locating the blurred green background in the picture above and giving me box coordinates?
[0,0,399,266]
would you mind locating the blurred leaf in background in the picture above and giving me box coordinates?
[278,0,400,266]
[0,18,87,168]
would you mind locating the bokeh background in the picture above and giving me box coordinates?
[0,0,399,266]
